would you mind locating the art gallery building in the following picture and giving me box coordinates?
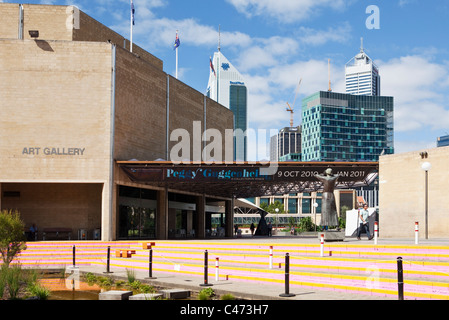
[0,3,238,241]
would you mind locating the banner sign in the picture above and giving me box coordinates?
[121,164,377,184]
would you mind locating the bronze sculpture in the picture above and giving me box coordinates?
[314,168,339,228]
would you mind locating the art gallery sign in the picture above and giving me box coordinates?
[21,147,86,156]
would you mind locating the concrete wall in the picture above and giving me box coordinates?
[379,146,449,238]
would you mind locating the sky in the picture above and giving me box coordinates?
[4,0,449,160]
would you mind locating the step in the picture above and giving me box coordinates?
[11,240,449,300]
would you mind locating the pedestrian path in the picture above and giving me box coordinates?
[11,237,449,300]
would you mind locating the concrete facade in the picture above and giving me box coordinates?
[379,146,449,238]
[0,3,234,241]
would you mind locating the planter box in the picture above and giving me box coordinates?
[318,230,345,242]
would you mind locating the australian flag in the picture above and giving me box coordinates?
[174,32,180,50]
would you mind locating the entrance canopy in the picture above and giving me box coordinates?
[118,161,378,199]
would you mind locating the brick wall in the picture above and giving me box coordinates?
[0,39,112,182]
[0,3,20,39]
[0,3,163,70]
[113,46,235,163]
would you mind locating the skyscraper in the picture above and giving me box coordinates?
[207,51,248,161]
[301,91,394,162]
[345,39,380,96]
[270,126,302,161]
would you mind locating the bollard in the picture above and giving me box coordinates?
[397,257,404,300]
[72,245,76,267]
[269,246,273,269]
[415,222,419,245]
[145,248,157,279]
[320,233,324,257]
[215,257,219,281]
[104,246,113,274]
[279,253,295,297]
[374,222,378,245]
[200,250,213,287]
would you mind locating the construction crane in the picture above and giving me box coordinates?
[286,78,302,127]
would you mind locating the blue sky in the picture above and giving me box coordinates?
[5,0,449,160]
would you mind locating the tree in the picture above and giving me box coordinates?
[0,210,27,267]
[260,200,285,214]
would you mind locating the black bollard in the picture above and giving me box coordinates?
[397,257,404,300]
[145,248,157,279]
[104,246,113,274]
[200,250,213,287]
[279,253,295,297]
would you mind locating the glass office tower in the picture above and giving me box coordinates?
[207,51,247,161]
[301,91,394,161]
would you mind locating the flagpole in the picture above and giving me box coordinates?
[130,0,134,53]
[175,30,178,79]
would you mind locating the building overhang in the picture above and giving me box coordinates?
[117,161,378,199]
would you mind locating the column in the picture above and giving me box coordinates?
[225,198,234,238]
[101,182,113,241]
[196,195,206,239]
[157,189,169,240]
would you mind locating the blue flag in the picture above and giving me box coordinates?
[174,32,180,50]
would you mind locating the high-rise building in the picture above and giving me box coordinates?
[345,39,380,96]
[207,51,247,161]
[270,126,302,161]
[301,91,394,161]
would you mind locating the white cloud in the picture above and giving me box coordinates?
[225,0,349,23]
[236,36,299,72]
[380,55,449,132]
[298,22,352,46]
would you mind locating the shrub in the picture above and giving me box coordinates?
[126,269,136,283]
[0,265,7,299]
[198,287,215,300]
[138,283,154,294]
[6,264,22,299]
[0,210,27,267]
[84,272,97,285]
[28,283,51,300]
[220,293,235,300]
[298,217,316,232]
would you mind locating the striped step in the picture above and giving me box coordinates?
[104,254,449,300]
[8,240,449,300]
